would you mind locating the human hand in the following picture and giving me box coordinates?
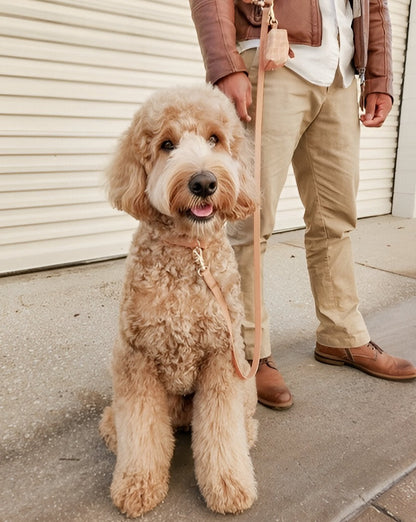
[360,93,393,128]
[216,72,253,122]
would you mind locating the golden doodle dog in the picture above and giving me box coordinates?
[99,84,259,517]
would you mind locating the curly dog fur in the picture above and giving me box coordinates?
[99,84,258,517]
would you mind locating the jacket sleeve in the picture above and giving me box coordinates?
[190,0,248,84]
[365,0,394,100]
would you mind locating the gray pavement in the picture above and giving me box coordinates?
[1,214,415,522]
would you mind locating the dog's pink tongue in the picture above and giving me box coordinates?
[191,204,213,218]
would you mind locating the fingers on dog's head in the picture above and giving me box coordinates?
[227,127,258,221]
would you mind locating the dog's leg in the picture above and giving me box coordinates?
[192,356,257,514]
[99,405,117,453]
[109,345,174,518]
[244,376,259,449]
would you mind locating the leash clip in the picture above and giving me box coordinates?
[193,246,208,276]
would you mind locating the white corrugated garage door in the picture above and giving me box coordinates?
[0,0,205,274]
[0,0,411,274]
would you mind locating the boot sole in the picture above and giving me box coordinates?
[314,352,416,381]
[257,396,294,410]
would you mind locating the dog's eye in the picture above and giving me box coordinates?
[208,135,219,148]
[161,140,175,151]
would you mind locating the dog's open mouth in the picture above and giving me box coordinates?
[187,204,215,221]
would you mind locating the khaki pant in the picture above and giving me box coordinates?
[228,49,370,359]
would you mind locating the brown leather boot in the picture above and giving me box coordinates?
[251,356,293,410]
[315,341,416,381]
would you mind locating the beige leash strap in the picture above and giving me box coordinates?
[250,5,272,376]
[163,5,270,379]
[193,246,258,379]
[191,5,271,380]
[164,236,258,379]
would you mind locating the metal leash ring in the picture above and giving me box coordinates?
[192,246,208,276]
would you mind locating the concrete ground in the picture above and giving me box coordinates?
[1,214,415,522]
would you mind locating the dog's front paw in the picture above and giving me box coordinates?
[111,472,168,517]
[202,472,257,514]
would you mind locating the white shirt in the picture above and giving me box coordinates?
[237,0,356,88]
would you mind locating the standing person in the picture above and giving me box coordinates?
[190,0,416,409]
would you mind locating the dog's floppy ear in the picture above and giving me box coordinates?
[227,129,258,221]
[106,111,156,221]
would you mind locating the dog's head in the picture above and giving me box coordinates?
[106,84,256,235]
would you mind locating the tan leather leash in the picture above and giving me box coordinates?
[162,236,256,379]
[160,5,272,381]
[249,3,272,378]
[161,6,270,380]
[247,0,290,376]
[192,243,257,379]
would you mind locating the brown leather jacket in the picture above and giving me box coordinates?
[190,0,393,103]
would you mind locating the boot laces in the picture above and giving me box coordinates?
[259,356,279,371]
[369,341,384,354]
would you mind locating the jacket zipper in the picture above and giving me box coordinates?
[355,0,367,109]
[358,67,366,109]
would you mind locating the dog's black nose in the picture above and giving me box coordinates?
[188,171,217,198]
